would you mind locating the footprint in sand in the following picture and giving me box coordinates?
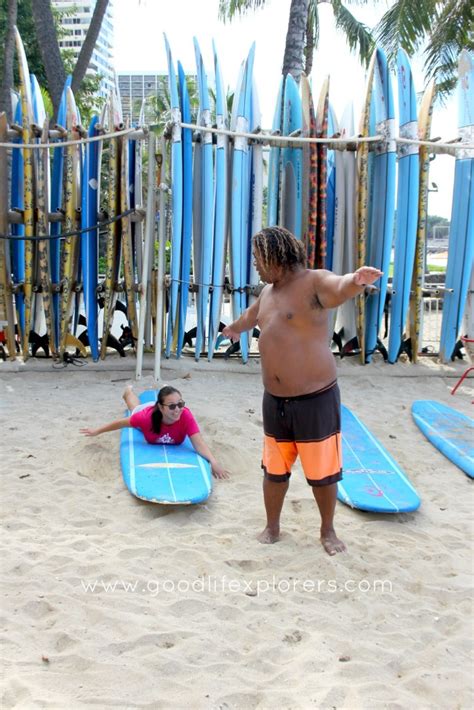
[283,630,303,644]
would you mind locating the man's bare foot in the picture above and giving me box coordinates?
[257,526,280,544]
[321,529,346,555]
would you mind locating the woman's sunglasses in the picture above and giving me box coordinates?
[162,401,185,411]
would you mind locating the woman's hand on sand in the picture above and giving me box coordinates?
[353,266,383,287]
[211,462,230,480]
[80,427,99,437]
[222,325,240,343]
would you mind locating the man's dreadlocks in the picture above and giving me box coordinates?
[253,226,306,272]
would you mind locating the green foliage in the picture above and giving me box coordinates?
[62,49,106,124]
[423,0,474,95]
[0,0,46,85]
[375,0,473,96]
[331,1,374,67]
[426,214,449,240]
[218,0,267,22]
[0,0,105,122]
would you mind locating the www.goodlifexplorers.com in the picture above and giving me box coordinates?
[81,576,393,596]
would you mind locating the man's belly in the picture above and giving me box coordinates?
[258,329,337,396]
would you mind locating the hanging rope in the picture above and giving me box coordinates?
[0,208,136,241]
[0,125,143,149]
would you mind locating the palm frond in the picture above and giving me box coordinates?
[331,0,374,67]
[374,0,437,65]
[218,0,268,23]
[424,0,474,97]
[304,0,319,76]
[308,0,320,50]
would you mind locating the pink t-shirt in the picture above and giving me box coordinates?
[129,406,200,444]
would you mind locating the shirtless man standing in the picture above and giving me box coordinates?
[222,227,382,555]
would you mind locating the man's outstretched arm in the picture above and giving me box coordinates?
[222,296,262,341]
[316,267,383,309]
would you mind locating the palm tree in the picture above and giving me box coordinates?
[28,0,111,117]
[0,0,18,121]
[218,0,374,81]
[375,0,473,95]
[220,0,472,95]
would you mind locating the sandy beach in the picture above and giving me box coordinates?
[1,354,473,709]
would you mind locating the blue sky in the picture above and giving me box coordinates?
[113,0,458,219]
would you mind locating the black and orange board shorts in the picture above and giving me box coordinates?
[262,380,343,487]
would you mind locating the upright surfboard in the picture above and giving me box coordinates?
[301,75,318,268]
[338,404,421,512]
[439,51,474,362]
[14,27,34,357]
[100,90,122,359]
[327,104,346,344]
[315,78,329,269]
[164,34,183,358]
[35,113,56,356]
[356,52,377,363]
[10,98,25,343]
[30,75,48,345]
[193,38,214,360]
[247,77,263,313]
[50,76,72,352]
[176,62,193,358]
[120,391,213,504]
[208,40,229,359]
[267,78,283,227]
[59,88,81,355]
[81,114,101,361]
[412,400,473,478]
[388,49,419,363]
[0,113,16,358]
[365,48,396,362]
[281,74,303,239]
[408,80,436,363]
[230,43,255,363]
[335,102,357,352]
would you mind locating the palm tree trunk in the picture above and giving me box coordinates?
[31,0,66,119]
[71,0,110,96]
[304,8,315,76]
[0,0,18,121]
[282,0,310,81]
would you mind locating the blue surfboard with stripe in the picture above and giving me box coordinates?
[412,400,474,478]
[439,51,474,362]
[388,49,420,363]
[338,405,421,513]
[365,48,397,363]
[176,61,193,358]
[164,34,183,358]
[81,114,100,361]
[120,391,213,504]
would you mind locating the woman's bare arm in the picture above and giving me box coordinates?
[80,417,132,437]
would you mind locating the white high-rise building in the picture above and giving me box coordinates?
[52,0,115,95]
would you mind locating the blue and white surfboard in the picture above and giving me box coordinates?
[164,35,183,359]
[412,400,474,478]
[365,48,397,362]
[439,51,474,362]
[338,405,421,513]
[388,49,419,363]
[120,391,213,504]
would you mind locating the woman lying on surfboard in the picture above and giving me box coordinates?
[80,385,229,479]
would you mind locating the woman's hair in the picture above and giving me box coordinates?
[253,226,306,272]
[151,385,182,434]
